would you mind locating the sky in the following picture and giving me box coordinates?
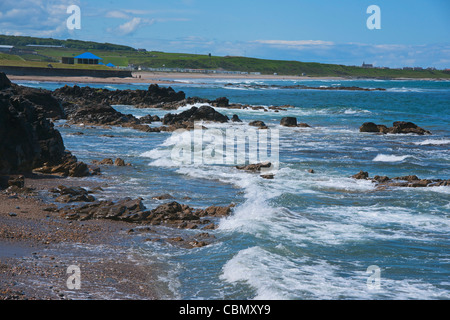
[0,0,449,68]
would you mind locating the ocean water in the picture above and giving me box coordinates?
[19,78,450,300]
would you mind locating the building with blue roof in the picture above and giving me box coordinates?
[74,52,103,65]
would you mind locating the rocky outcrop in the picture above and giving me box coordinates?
[58,198,235,231]
[0,72,12,90]
[157,105,230,131]
[92,158,131,167]
[0,74,89,177]
[351,171,449,188]
[163,105,229,125]
[53,84,186,109]
[32,153,94,177]
[360,121,431,135]
[50,185,96,203]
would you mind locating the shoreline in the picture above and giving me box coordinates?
[0,174,166,300]
[6,72,448,85]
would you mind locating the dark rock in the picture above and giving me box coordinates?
[388,121,431,135]
[114,158,126,166]
[163,105,229,126]
[231,114,242,122]
[92,158,114,165]
[261,173,275,179]
[236,162,272,172]
[360,122,387,133]
[352,171,369,180]
[211,97,229,108]
[353,171,449,189]
[280,117,297,127]
[297,123,311,128]
[0,72,12,90]
[33,153,90,177]
[51,185,96,203]
[152,194,174,200]
[0,78,86,176]
[360,121,430,135]
[53,84,186,110]
[8,176,25,188]
[249,120,267,129]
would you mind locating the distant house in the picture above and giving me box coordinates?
[403,67,414,71]
[362,62,374,68]
[106,63,115,68]
[0,45,14,53]
[74,52,103,65]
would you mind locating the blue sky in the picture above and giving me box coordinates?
[1,0,449,68]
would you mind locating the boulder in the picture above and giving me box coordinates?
[352,171,369,180]
[231,114,242,122]
[388,121,431,135]
[249,120,268,129]
[280,117,298,127]
[360,121,430,135]
[163,105,229,127]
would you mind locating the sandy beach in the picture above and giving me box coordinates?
[7,71,346,85]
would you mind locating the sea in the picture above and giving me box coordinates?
[18,78,450,300]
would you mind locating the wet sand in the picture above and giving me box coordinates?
[0,174,161,300]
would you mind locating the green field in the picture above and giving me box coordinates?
[1,34,449,79]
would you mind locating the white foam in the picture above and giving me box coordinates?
[373,154,412,162]
[220,246,450,300]
[413,139,450,146]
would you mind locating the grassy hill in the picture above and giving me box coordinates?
[1,34,449,79]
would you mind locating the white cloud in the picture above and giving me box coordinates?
[105,10,130,19]
[0,0,80,37]
[117,17,154,35]
[254,40,335,46]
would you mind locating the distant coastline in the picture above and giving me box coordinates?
[6,71,449,86]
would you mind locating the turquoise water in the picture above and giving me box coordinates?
[19,79,450,300]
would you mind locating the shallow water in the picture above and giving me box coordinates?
[20,78,450,300]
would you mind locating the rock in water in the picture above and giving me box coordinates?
[280,117,298,127]
[360,121,430,135]
[163,105,229,126]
